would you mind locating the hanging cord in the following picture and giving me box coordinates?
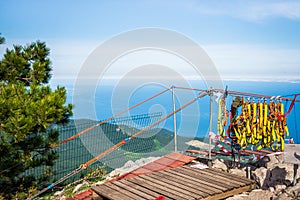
[214,89,300,103]
[29,91,208,199]
[28,166,84,200]
[284,94,299,118]
[173,86,207,92]
[2,88,171,185]
[294,103,299,144]
[58,87,171,146]
[0,162,23,175]
[82,91,208,168]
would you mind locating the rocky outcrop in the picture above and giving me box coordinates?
[212,159,228,171]
[186,140,214,149]
[108,156,160,179]
[226,154,300,199]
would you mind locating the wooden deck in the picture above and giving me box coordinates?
[92,165,256,200]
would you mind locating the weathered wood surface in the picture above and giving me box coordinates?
[92,165,256,200]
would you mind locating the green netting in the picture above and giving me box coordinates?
[25,111,199,184]
[26,112,179,182]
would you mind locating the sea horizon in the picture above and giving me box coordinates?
[49,79,300,143]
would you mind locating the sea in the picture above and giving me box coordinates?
[50,79,300,144]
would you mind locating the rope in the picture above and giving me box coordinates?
[285,94,299,116]
[209,132,231,155]
[240,151,283,162]
[173,86,207,92]
[294,103,299,144]
[28,166,83,200]
[83,91,208,168]
[0,162,23,175]
[58,88,299,147]
[30,91,208,199]
[209,132,284,162]
[58,87,171,146]
[214,88,300,103]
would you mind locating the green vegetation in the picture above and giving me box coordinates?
[0,38,73,199]
[0,34,4,45]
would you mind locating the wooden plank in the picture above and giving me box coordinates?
[177,166,244,187]
[204,168,254,183]
[162,169,230,191]
[92,191,104,200]
[127,176,187,200]
[118,179,172,200]
[139,174,200,199]
[165,168,232,190]
[112,181,154,199]
[106,183,146,200]
[174,167,244,188]
[159,170,227,193]
[148,172,208,198]
[136,175,194,200]
[92,185,133,200]
[156,171,218,196]
[128,176,191,200]
[201,168,249,184]
[180,167,246,186]
[204,167,253,183]
[202,184,256,200]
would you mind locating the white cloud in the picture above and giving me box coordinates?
[46,40,300,83]
[239,1,300,21]
[203,44,300,81]
[4,38,299,84]
[189,0,300,22]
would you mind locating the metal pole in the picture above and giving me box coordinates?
[208,89,213,167]
[172,86,178,152]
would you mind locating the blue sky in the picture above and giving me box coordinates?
[1,0,300,83]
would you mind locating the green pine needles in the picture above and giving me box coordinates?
[0,38,73,199]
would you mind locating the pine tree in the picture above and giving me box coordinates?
[0,39,73,199]
[0,34,5,44]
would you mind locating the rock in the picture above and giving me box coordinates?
[212,159,227,171]
[72,181,88,193]
[135,157,159,166]
[268,166,288,187]
[269,187,275,193]
[123,160,139,169]
[92,180,105,186]
[108,157,160,179]
[265,155,282,169]
[253,163,298,189]
[255,154,284,168]
[247,189,273,200]
[108,160,138,178]
[53,190,64,197]
[274,192,292,200]
[275,184,287,192]
[226,193,248,200]
[252,167,269,188]
[186,140,214,149]
[269,164,294,186]
[229,168,247,178]
[285,182,300,198]
[255,156,270,168]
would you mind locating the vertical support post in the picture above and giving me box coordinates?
[293,164,298,186]
[172,86,177,152]
[208,89,213,167]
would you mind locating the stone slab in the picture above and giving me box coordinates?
[284,144,300,164]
